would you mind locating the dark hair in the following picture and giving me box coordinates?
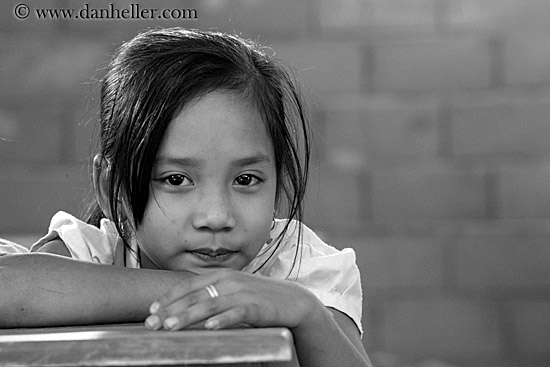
[85,28,310,270]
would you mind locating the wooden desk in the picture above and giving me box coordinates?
[0,324,296,366]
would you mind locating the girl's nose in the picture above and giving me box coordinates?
[192,189,236,232]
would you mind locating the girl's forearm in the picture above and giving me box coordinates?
[0,253,192,328]
[0,254,372,367]
[292,305,373,367]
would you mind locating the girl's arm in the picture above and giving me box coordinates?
[292,303,373,367]
[0,253,193,328]
[145,269,373,367]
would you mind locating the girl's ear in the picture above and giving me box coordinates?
[92,154,112,220]
[93,154,132,225]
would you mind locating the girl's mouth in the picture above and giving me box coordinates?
[190,248,237,262]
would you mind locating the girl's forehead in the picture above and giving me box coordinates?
[158,92,274,161]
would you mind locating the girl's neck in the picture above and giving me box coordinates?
[139,251,162,270]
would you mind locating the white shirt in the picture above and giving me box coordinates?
[27,211,364,334]
[0,238,29,255]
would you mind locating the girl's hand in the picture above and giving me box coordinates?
[144,268,323,331]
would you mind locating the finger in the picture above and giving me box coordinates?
[162,286,212,317]
[151,272,221,313]
[147,284,217,330]
[162,295,227,330]
[163,287,266,331]
[204,305,248,330]
[144,313,163,330]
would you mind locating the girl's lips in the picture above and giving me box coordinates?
[189,248,237,263]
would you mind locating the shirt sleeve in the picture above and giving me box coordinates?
[30,211,119,264]
[256,220,364,335]
[0,238,29,256]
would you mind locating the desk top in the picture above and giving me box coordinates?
[0,324,294,366]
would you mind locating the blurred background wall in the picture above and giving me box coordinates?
[1,1,550,366]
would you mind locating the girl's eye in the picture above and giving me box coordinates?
[163,174,192,186]
[234,174,260,186]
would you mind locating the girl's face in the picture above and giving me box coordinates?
[134,92,277,273]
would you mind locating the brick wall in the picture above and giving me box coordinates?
[2,1,550,366]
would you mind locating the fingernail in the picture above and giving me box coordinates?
[149,301,160,314]
[164,317,178,330]
[205,319,219,330]
[145,315,160,330]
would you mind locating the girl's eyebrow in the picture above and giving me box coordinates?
[154,153,272,168]
[231,153,272,167]
[154,156,201,168]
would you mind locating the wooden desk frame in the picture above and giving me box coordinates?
[0,324,294,366]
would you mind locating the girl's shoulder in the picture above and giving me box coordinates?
[29,211,134,266]
[255,219,364,334]
[245,218,358,275]
[272,218,355,258]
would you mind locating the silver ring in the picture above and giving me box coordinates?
[205,284,219,298]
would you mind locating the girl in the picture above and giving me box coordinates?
[0,28,372,367]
